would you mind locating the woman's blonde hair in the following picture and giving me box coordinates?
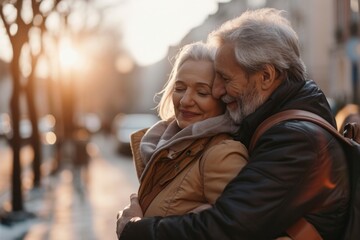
[156,41,216,120]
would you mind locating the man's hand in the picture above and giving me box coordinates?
[116,193,143,239]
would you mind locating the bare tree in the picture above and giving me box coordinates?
[0,0,61,220]
[0,0,110,223]
[0,0,32,213]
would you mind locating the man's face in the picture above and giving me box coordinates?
[213,43,265,124]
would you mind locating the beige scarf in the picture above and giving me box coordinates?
[139,113,239,168]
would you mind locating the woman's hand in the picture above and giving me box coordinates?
[116,193,143,239]
[189,203,212,213]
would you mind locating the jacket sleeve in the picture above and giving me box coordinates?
[201,140,248,204]
[120,121,345,240]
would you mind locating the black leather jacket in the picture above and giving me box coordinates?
[120,80,350,240]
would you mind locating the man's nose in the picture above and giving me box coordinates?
[212,76,226,99]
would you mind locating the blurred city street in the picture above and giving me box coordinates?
[0,0,359,239]
[0,133,139,240]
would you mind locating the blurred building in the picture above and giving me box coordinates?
[1,0,358,124]
[331,0,360,106]
[133,0,339,113]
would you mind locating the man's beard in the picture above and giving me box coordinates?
[222,85,265,124]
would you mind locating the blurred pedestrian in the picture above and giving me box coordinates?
[117,8,349,240]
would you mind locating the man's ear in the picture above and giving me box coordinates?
[260,64,277,91]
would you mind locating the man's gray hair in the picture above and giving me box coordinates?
[207,8,307,82]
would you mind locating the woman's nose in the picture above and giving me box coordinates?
[180,91,194,106]
[212,76,226,99]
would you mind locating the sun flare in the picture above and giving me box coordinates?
[59,37,80,70]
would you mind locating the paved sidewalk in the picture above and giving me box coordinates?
[0,133,139,240]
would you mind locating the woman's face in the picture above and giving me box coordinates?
[172,59,225,129]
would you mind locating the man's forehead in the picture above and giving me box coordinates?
[215,43,235,67]
[215,43,234,60]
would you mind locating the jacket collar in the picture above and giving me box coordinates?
[138,114,238,166]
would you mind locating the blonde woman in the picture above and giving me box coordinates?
[130,41,248,217]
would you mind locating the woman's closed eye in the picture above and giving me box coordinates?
[197,90,211,97]
[174,87,186,92]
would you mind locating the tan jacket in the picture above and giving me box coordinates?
[131,130,248,217]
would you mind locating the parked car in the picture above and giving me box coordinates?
[0,113,56,145]
[76,112,102,134]
[112,113,159,155]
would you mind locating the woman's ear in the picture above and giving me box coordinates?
[260,64,277,91]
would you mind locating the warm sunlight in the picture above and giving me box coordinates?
[105,0,230,66]
[0,36,12,62]
[59,37,80,71]
[0,0,230,66]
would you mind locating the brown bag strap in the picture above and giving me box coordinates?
[249,109,349,152]
[287,218,323,240]
[344,122,360,142]
[249,109,339,240]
